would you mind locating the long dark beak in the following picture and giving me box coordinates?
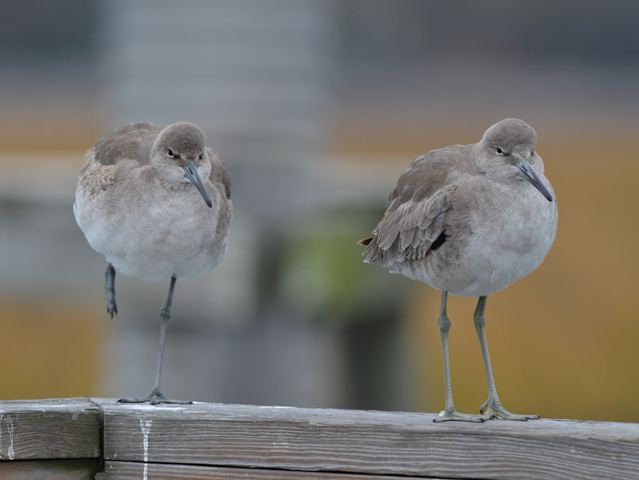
[183,161,213,207]
[516,160,553,202]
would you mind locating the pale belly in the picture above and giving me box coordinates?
[399,184,558,297]
[76,194,226,282]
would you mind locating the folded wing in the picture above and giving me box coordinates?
[361,150,462,266]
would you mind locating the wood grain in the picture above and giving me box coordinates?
[102,402,639,480]
[0,459,99,479]
[98,462,446,479]
[0,398,100,460]
[2,399,639,479]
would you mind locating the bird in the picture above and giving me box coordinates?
[359,118,557,422]
[74,121,233,404]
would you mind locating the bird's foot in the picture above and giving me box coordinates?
[105,264,118,318]
[118,389,192,405]
[106,298,118,319]
[480,399,539,421]
[434,408,485,423]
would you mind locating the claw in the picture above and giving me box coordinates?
[105,264,118,318]
[434,408,485,423]
[106,301,118,319]
[118,389,192,405]
[480,399,539,421]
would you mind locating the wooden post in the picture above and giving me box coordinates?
[0,398,100,479]
[2,398,639,480]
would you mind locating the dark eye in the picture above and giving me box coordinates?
[167,148,175,158]
[530,150,535,156]
[198,153,204,160]
[496,147,505,155]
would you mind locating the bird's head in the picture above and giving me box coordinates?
[151,122,213,207]
[477,118,553,202]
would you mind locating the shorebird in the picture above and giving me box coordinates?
[359,118,557,422]
[74,121,233,404]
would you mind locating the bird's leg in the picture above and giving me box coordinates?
[434,290,483,423]
[105,264,118,318]
[119,275,192,405]
[474,296,538,421]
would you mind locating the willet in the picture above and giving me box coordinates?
[74,121,233,404]
[359,118,557,422]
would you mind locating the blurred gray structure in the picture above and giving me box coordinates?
[101,0,330,218]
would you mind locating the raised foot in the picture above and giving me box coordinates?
[118,390,192,405]
[434,408,485,423]
[106,299,118,319]
[480,399,540,421]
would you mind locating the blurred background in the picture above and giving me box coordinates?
[0,0,638,422]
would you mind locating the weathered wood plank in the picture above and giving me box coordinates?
[0,459,99,479]
[103,402,639,480]
[0,398,100,460]
[98,462,448,479]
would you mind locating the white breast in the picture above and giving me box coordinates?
[457,181,558,296]
[75,173,227,282]
[112,199,223,281]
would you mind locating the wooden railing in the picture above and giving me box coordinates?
[0,398,638,479]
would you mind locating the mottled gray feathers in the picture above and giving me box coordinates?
[87,122,231,198]
[207,147,231,199]
[359,117,557,299]
[94,122,161,166]
[74,120,234,284]
[362,148,461,266]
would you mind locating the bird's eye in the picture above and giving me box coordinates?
[167,148,175,158]
[198,153,204,160]
[496,147,505,155]
[530,150,535,156]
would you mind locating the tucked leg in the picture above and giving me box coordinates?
[434,291,483,423]
[105,264,118,318]
[119,275,192,405]
[474,296,539,421]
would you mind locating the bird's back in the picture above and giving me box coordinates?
[74,122,161,231]
[391,145,474,202]
[81,122,231,199]
[92,122,163,167]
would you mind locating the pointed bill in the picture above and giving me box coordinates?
[517,161,553,202]
[183,161,213,207]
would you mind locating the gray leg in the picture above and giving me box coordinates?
[105,264,118,318]
[475,296,539,421]
[434,290,483,423]
[119,275,192,405]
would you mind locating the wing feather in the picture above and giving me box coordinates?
[361,147,469,266]
[207,147,231,199]
[92,122,163,166]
